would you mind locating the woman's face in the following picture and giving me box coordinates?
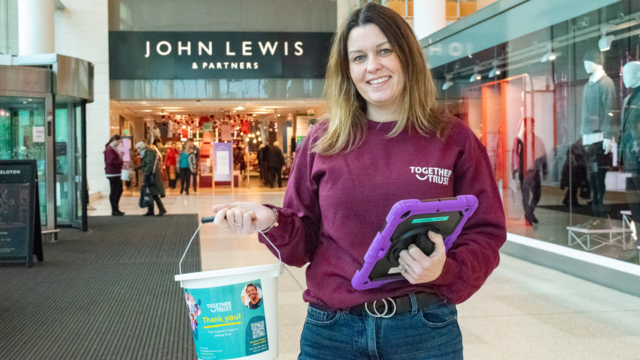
[347,24,404,114]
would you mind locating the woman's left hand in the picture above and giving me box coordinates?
[397,231,446,284]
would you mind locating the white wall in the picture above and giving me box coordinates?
[54,0,110,195]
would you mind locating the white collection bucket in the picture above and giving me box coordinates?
[176,218,284,360]
[121,169,130,181]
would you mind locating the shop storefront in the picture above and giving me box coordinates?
[0,54,93,234]
[422,0,640,286]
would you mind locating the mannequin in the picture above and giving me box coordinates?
[619,61,640,241]
[581,49,616,217]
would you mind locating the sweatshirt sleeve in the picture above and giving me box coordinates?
[427,130,507,304]
[257,130,322,267]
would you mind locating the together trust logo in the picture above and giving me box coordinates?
[410,166,452,185]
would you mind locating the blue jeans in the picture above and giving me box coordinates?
[299,296,463,360]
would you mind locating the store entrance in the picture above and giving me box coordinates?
[55,98,85,228]
[112,99,325,193]
[0,56,93,235]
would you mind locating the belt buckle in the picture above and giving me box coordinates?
[364,298,397,318]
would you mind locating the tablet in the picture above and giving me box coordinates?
[351,195,478,290]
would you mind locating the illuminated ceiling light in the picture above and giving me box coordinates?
[598,25,616,51]
[256,131,260,134]
[488,60,501,77]
[253,139,257,143]
[245,138,249,141]
[258,137,262,141]
[442,74,454,90]
[469,66,480,83]
[236,106,244,110]
[541,44,557,62]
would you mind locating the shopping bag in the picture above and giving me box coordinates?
[139,185,152,208]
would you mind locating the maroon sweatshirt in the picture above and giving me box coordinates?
[259,118,506,310]
[104,144,123,176]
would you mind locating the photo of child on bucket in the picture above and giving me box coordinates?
[241,283,263,310]
[184,291,201,332]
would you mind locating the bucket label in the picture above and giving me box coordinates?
[183,280,269,359]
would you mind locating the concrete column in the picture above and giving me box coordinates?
[18,0,55,55]
[413,0,447,40]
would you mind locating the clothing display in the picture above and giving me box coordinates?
[581,70,616,216]
[257,119,506,310]
[620,87,640,222]
[619,87,640,172]
[581,75,616,139]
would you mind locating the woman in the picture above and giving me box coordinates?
[165,142,179,190]
[211,4,506,359]
[179,142,192,195]
[104,134,124,216]
[135,141,167,216]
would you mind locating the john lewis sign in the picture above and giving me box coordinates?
[109,31,334,80]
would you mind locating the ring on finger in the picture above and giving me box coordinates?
[234,223,243,226]
[401,265,410,273]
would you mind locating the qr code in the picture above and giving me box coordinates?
[251,321,266,339]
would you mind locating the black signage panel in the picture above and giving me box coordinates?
[0,160,37,267]
[109,31,334,80]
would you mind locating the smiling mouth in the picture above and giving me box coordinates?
[367,76,390,85]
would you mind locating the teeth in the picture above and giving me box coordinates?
[369,77,390,85]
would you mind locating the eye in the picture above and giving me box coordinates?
[379,48,393,55]
[352,55,366,62]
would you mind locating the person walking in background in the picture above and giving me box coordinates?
[104,135,124,216]
[260,144,271,186]
[135,141,167,216]
[165,142,178,190]
[179,142,192,195]
[257,144,266,183]
[189,143,199,193]
[150,139,166,186]
[267,141,285,188]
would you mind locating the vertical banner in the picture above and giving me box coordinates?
[213,143,233,182]
[183,280,269,359]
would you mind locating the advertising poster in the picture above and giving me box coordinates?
[0,160,36,267]
[183,280,269,360]
[214,143,233,182]
[0,183,30,258]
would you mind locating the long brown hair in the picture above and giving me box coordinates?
[313,3,448,156]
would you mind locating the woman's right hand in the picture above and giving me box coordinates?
[211,202,277,235]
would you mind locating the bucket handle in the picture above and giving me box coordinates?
[179,216,284,275]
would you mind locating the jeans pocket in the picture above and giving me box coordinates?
[419,301,458,328]
[305,305,343,326]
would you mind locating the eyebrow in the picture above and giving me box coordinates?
[348,41,391,55]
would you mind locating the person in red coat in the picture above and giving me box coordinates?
[104,134,124,216]
[165,142,179,189]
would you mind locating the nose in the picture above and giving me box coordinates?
[367,56,382,73]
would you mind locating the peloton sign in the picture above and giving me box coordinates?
[109,31,334,80]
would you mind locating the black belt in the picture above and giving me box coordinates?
[312,292,442,318]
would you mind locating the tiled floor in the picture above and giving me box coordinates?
[90,184,640,359]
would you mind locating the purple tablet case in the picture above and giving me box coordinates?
[351,195,478,290]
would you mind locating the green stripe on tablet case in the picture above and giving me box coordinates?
[411,216,449,224]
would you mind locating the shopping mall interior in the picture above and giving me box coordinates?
[108,98,326,195]
[2,0,640,359]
